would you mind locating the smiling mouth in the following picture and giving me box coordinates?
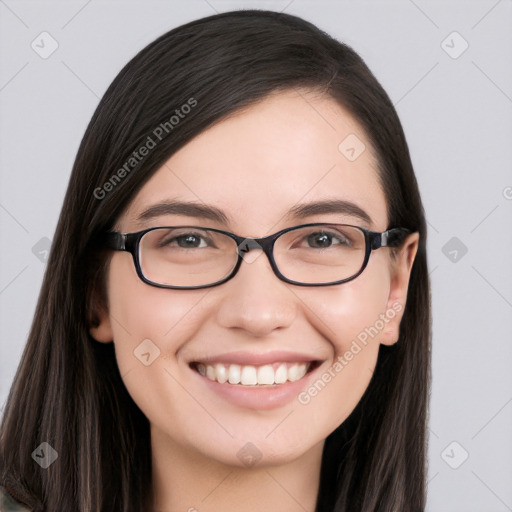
[190,360,321,386]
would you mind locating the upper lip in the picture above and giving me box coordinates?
[190,350,320,366]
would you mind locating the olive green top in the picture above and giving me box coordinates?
[0,485,32,512]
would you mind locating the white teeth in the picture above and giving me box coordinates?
[195,361,311,386]
[275,363,287,384]
[241,366,257,385]
[288,363,301,382]
[257,365,274,385]
[228,364,241,384]
[206,365,216,381]
[215,363,228,383]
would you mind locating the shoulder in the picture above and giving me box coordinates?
[0,484,33,512]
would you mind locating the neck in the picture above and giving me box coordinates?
[151,426,324,512]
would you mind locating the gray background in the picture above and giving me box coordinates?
[1,0,511,510]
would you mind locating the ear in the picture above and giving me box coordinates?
[380,232,419,346]
[89,305,113,343]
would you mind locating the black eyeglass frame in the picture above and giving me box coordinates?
[102,223,412,290]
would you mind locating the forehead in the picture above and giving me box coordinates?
[122,89,388,233]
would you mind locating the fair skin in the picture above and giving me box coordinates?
[91,88,418,512]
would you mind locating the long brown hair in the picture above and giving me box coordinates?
[0,10,431,511]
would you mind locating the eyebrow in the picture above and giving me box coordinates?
[136,200,229,224]
[285,199,372,225]
[135,198,372,226]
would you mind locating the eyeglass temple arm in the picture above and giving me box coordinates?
[372,228,411,250]
[102,232,127,251]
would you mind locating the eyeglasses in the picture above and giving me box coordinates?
[102,223,411,289]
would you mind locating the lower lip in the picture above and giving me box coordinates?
[190,363,321,410]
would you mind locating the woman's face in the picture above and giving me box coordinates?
[91,89,418,468]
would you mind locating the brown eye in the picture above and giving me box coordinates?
[305,231,351,248]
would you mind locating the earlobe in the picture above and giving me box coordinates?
[89,308,113,343]
[380,232,420,346]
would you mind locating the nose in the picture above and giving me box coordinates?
[214,248,297,337]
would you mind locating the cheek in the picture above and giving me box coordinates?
[105,254,217,439]
[303,254,391,352]
[105,253,207,375]
[291,256,392,427]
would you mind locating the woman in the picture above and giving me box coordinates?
[0,9,431,512]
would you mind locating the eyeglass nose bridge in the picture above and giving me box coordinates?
[233,225,287,253]
[236,235,267,253]
[237,237,261,255]
[235,232,278,264]
[229,231,291,288]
